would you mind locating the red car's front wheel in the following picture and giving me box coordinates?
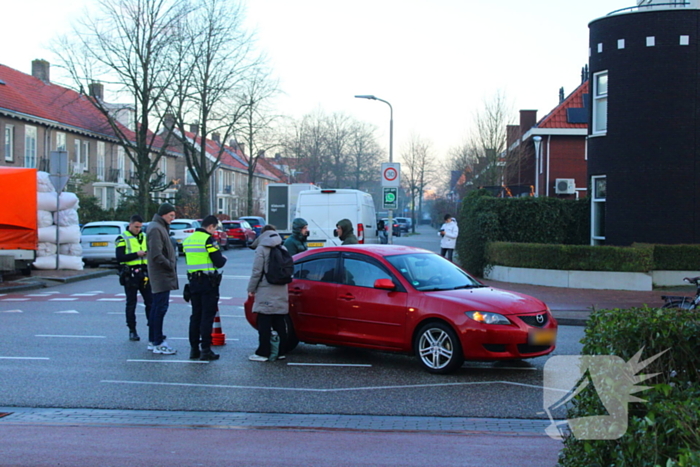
[414,322,464,374]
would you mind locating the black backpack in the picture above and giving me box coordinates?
[265,245,294,285]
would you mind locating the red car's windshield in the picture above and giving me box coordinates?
[384,253,483,291]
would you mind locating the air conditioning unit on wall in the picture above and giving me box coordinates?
[555,178,576,195]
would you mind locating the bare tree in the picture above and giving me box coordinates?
[347,121,383,190]
[53,0,188,217]
[235,67,281,216]
[283,110,330,185]
[168,0,260,217]
[400,133,435,232]
[467,90,514,187]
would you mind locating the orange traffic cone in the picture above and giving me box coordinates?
[211,308,226,346]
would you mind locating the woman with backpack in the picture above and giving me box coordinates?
[247,225,290,362]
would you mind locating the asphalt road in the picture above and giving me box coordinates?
[0,226,583,421]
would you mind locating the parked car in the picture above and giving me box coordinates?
[196,219,228,250]
[239,216,266,238]
[80,221,129,267]
[169,219,201,254]
[380,218,401,237]
[394,217,411,233]
[245,245,557,374]
[142,222,179,252]
[222,219,256,247]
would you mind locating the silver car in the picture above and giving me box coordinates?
[80,221,129,267]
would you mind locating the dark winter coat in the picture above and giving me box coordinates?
[146,214,179,294]
[283,218,308,256]
[337,218,359,245]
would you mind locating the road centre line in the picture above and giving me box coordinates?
[287,363,372,368]
[127,359,209,364]
[101,379,549,393]
[36,335,106,339]
[49,298,78,301]
[0,356,50,360]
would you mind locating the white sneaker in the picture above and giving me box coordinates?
[153,342,177,355]
[248,354,268,362]
[277,355,286,360]
[147,342,155,351]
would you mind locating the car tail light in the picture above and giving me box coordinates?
[253,225,261,229]
[184,229,194,233]
[357,223,364,244]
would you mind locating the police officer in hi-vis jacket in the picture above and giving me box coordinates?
[183,215,227,361]
[115,214,152,342]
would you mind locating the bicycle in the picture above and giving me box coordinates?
[661,276,700,309]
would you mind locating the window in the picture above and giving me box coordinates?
[294,256,338,283]
[591,175,606,245]
[73,139,81,173]
[592,71,608,135]
[117,147,125,183]
[186,168,196,185]
[160,156,167,179]
[24,125,37,168]
[82,141,89,171]
[56,132,66,151]
[4,124,14,162]
[342,258,392,288]
[96,142,105,180]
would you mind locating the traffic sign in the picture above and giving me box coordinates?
[383,187,398,210]
[381,162,400,187]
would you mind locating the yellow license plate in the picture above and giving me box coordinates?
[528,328,556,345]
[177,239,183,243]
[307,242,325,247]
[91,242,108,247]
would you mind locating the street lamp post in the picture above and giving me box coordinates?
[355,94,394,243]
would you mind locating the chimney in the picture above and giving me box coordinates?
[189,123,199,134]
[239,143,245,155]
[258,150,265,158]
[88,82,104,100]
[212,132,221,143]
[519,110,538,133]
[164,113,175,130]
[559,87,565,104]
[506,125,520,147]
[31,59,50,83]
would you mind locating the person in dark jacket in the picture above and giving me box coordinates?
[146,202,179,355]
[335,218,359,245]
[115,214,151,342]
[183,215,227,361]
[283,218,309,255]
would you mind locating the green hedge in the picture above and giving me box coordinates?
[558,307,700,467]
[457,190,589,276]
[487,242,700,272]
[486,242,654,272]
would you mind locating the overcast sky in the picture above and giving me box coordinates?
[2,0,633,161]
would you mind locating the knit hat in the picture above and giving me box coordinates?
[157,202,176,216]
[292,217,308,233]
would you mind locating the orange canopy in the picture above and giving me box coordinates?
[0,167,38,250]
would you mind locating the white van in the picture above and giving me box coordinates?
[295,189,379,248]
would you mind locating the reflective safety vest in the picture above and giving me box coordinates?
[183,231,218,273]
[118,231,148,267]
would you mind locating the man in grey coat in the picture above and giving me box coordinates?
[146,203,179,355]
[247,227,289,362]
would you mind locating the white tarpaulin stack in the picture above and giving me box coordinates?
[33,171,83,270]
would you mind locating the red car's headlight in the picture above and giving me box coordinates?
[466,311,511,325]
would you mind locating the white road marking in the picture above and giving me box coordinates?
[219,296,232,300]
[71,293,99,296]
[0,357,50,360]
[287,363,372,368]
[49,298,78,301]
[1,309,23,313]
[218,315,245,318]
[54,310,79,314]
[1,298,30,301]
[464,365,538,371]
[126,359,208,364]
[97,298,123,301]
[35,335,106,339]
[101,379,546,393]
[26,293,57,297]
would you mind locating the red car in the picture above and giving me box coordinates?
[196,219,228,250]
[245,245,557,374]
[222,220,256,247]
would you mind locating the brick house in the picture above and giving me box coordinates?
[0,60,180,209]
[503,80,589,199]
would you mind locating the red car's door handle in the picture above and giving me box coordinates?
[289,287,302,296]
[339,293,355,301]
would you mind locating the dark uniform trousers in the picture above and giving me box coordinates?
[188,275,219,351]
[124,270,152,330]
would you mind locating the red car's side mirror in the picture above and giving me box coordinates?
[374,278,396,290]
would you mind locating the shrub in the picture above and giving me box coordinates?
[486,242,654,272]
[651,244,700,271]
[558,307,700,467]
